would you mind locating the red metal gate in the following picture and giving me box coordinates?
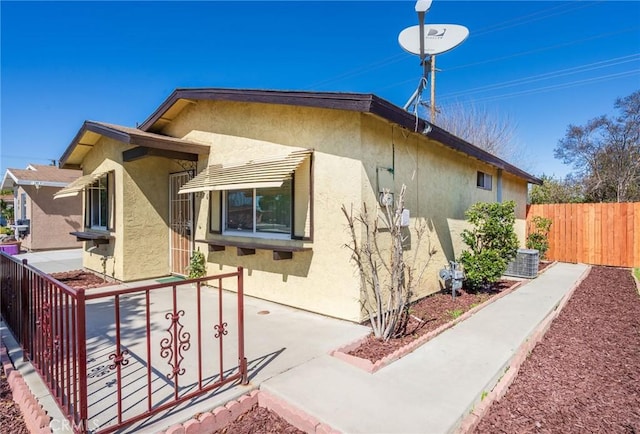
[0,251,246,433]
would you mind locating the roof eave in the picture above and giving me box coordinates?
[137,87,541,185]
[366,96,541,185]
[139,88,377,132]
[59,120,209,168]
[1,171,17,190]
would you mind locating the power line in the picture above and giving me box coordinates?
[438,70,640,107]
[375,26,639,93]
[439,54,640,101]
[446,27,639,72]
[303,1,600,90]
[471,1,602,38]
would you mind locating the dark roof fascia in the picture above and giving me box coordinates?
[366,96,541,184]
[138,88,541,185]
[139,88,377,132]
[59,122,93,168]
[59,121,126,168]
[59,120,209,167]
[426,125,542,184]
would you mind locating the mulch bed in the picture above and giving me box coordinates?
[347,261,554,363]
[475,266,640,433]
[213,404,304,434]
[0,363,30,434]
[347,279,518,363]
[50,270,113,289]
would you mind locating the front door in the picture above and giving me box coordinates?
[169,172,193,275]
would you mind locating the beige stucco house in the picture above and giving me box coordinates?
[56,88,541,322]
[1,164,82,251]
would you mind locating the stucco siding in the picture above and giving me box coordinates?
[170,102,366,321]
[19,185,82,251]
[79,138,124,279]
[501,171,529,246]
[121,157,178,281]
[358,115,525,300]
[78,137,186,281]
[157,100,533,321]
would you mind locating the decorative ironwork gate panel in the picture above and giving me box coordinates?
[169,172,193,275]
[0,251,246,434]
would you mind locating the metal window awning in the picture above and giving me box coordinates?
[54,171,108,199]
[179,150,312,194]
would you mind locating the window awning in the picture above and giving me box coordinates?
[54,171,108,199]
[179,150,312,194]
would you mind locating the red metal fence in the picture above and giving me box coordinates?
[0,251,246,433]
[526,202,640,268]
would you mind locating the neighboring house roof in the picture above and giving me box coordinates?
[59,120,211,168]
[138,88,542,185]
[0,194,13,205]
[1,164,81,189]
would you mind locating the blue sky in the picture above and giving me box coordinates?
[1,1,639,180]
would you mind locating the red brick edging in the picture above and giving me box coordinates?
[454,264,592,434]
[0,341,52,434]
[330,280,524,373]
[160,390,339,434]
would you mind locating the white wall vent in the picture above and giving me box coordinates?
[505,248,539,279]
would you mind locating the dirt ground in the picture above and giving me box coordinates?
[347,278,519,362]
[50,270,113,289]
[475,266,640,433]
[213,405,305,434]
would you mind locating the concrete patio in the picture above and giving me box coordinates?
[2,249,371,433]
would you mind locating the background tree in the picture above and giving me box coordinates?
[529,174,584,204]
[435,102,531,169]
[526,216,552,259]
[554,90,640,202]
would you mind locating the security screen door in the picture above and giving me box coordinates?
[169,172,193,275]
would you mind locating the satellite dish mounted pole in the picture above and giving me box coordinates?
[404,0,432,114]
[430,55,436,122]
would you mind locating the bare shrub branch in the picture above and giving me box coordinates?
[342,184,436,341]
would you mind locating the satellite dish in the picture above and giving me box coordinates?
[398,24,469,56]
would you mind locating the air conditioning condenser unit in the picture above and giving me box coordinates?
[504,248,539,279]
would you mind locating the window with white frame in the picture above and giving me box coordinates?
[476,171,492,190]
[87,174,110,230]
[224,180,292,238]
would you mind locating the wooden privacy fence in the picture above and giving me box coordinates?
[526,202,640,268]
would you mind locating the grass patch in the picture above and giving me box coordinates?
[634,268,640,281]
[447,309,464,320]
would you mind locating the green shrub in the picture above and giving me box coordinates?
[526,216,552,259]
[0,227,13,236]
[459,201,519,291]
[187,249,207,279]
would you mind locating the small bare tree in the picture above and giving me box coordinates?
[435,102,532,169]
[342,184,436,341]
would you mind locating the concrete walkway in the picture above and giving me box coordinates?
[1,250,590,433]
[14,248,84,274]
[261,262,589,434]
